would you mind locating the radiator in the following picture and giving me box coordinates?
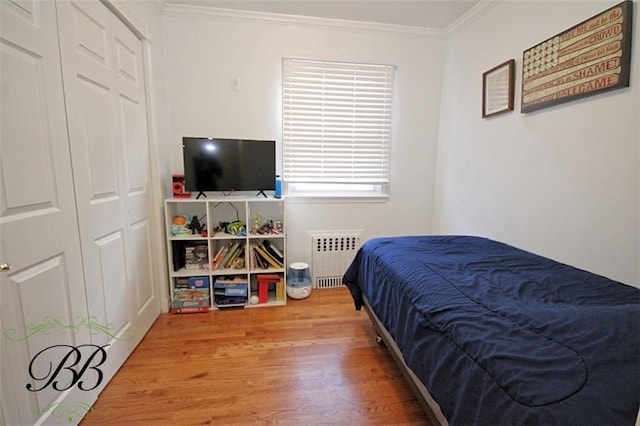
[310,231,362,289]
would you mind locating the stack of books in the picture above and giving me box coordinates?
[184,242,209,270]
[214,277,248,308]
[211,242,245,270]
[171,276,210,314]
[250,240,284,270]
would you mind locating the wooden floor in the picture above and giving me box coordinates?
[81,287,433,425]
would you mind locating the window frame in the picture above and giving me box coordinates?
[282,58,395,199]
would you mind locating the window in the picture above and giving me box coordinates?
[282,58,394,198]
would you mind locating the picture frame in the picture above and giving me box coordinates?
[482,59,515,118]
[521,0,632,113]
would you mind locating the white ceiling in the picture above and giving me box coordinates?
[164,0,482,30]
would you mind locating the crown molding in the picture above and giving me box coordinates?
[445,0,504,35]
[103,0,151,41]
[162,3,445,39]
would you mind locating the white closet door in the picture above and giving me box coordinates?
[56,0,159,380]
[110,6,160,335]
[0,1,90,424]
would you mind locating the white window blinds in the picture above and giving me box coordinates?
[282,58,394,193]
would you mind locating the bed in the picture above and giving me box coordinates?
[342,235,640,426]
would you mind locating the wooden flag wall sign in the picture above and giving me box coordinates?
[521,0,633,113]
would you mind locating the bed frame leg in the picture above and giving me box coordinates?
[375,335,385,346]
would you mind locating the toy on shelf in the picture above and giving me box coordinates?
[170,215,190,236]
[250,212,282,235]
[214,220,246,236]
[171,215,207,236]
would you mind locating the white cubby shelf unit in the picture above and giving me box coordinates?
[165,196,286,311]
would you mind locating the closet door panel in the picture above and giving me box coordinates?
[93,230,129,345]
[58,0,129,340]
[130,219,154,310]
[0,1,89,424]
[57,0,159,383]
[78,78,120,197]
[111,13,157,321]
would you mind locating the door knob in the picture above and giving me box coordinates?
[0,262,10,271]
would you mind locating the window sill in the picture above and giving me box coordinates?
[283,194,390,204]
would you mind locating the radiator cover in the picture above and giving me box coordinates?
[310,231,362,288]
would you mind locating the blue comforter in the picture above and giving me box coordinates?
[342,235,640,425]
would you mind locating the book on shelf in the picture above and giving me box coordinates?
[172,288,210,308]
[184,242,209,270]
[250,244,267,269]
[212,243,230,269]
[214,297,246,308]
[214,277,248,307]
[188,276,209,289]
[262,240,284,264]
[221,242,240,268]
[224,245,244,269]
[253,242,283,268]
[214,277,248,295]
[211,244,228,269]
[213,241,244,270]
[175,276,209,289]
[214,285,248,297]
[215,276,248,284]
[174,277,190,289]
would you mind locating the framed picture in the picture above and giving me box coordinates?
[482,59,515,118]
[521,0,632,113]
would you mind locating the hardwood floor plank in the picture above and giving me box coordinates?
[81,287,433,425]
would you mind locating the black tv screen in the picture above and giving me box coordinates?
[182,137,276,193]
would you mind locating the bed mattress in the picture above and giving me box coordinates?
[342,235,640,425]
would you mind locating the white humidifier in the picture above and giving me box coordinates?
[286,262,312,299]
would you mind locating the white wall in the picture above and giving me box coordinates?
[110,1,170,147]
[435,0,639,285]
[161,10,445,265]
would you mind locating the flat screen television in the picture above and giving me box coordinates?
[182,137,276,197]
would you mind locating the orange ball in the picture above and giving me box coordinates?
[173,215,187,226]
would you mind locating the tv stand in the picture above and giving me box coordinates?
[256,190,267,198]
[196,191,207,199]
